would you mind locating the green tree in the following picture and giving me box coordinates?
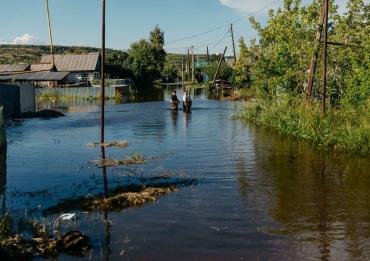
[150,25,167,74]
[205,60,233,82]
[233,37,259,86]
[126,26,168,85]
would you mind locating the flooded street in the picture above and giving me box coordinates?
[2,87,370,260]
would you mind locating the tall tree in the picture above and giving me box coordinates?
[150,25,166,73]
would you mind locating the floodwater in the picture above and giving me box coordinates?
[2,87,370,260]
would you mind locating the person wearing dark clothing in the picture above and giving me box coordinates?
[170,91,179,110]
[171,91,179,102]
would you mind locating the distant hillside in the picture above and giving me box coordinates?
[0,44,113,65]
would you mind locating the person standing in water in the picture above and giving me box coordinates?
[182,90,192,112]
[170,90,179,110]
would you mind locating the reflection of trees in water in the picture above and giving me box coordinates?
[251,129,370,260]
[0,148,6,210]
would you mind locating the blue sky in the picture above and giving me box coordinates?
[0,0,363,55]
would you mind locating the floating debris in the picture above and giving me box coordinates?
[86,140,129,148]
[90,187,177,211]
[44,177,198,214]
[92,153,149,168]
[59,213,76,221]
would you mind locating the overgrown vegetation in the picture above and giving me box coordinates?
[0,213,90,259]
[236,0,370,153]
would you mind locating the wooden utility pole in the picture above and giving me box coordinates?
[206,46,210,63]
[322,0,329,114]
[187,49,190,74]
[211,46,227,89]
[181,58,184,83]
[305,0,325,102]
[45,0,55,66]
[191,46,195,82]
[230,24,237,63]
[100,0,106,144]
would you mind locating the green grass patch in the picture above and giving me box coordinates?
[237,96,370,154]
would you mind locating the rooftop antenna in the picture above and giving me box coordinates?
[45,0,55,66]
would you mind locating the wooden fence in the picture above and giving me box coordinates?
[36,86,130,99]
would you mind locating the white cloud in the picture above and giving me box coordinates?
[12,34,39,45]
[219,0,281,14]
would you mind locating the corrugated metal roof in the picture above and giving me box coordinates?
[0,64,30,72]
[31,63,55,72]
[0,71,69,81]
[40,52,100,72]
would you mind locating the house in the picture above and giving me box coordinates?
[0,71,70,88]
[0,64,30,75]
[40,52,101,84]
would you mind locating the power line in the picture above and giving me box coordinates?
[165,0,283,45]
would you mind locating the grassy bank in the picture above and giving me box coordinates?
[237,96,370,154]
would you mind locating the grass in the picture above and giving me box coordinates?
[220,88,254,101]
[237,95,370,154]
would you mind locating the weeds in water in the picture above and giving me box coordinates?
[90,187,177,211]
[86,140,129,148]
[238,96,370,153]
[92,153,150,168]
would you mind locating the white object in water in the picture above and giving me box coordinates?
[59,213,76,221]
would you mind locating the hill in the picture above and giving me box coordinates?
[0,44,114,65]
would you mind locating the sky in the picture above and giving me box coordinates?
[0,0,366,55]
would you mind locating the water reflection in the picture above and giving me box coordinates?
[0,147,6,210]
[100,146,111,261]
[250,128,370,260]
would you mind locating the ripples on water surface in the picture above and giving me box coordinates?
[2,87,370,260]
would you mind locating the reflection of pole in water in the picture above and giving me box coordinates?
[103,208,111,261]
[101,146,111,260]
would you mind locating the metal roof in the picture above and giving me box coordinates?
[0,64,30,72]
[0,71,69,81]
[40,52,100,72]
[31,63,55,72]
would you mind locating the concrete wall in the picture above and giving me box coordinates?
[19,83,35,112]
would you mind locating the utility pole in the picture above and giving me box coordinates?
[206,46,210,63]
[187,49,190,75]
[45,0,55,66]
[305,0,325,102]
[191,46,195,82]
[181,58,184,83]
[230,23,237,63]
[100,0,106,144]
[211,46,227,89]
[322,0,329,114]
